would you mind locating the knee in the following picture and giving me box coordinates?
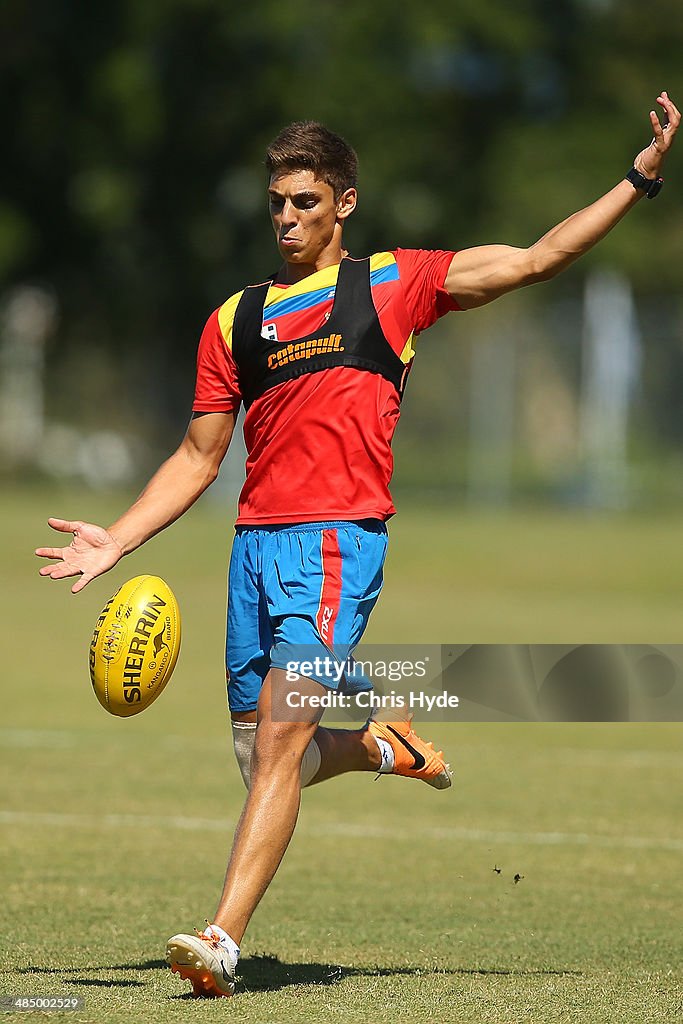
[252,721,313,779]
[233,719,321,789]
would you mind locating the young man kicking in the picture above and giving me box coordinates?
[36,92,679,997]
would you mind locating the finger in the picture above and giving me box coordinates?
[648,111,665,151]
[35,546,69,559]
[42,562,82,580]
[657,92,681,127]
[71,574,92,594]
[38,563,71,576]
[47,517,84,534]
[656,96,670,130]
[666,100,680,128]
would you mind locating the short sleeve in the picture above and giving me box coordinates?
[394,248,461,333]
[192,308,242,413]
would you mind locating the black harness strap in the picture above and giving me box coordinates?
[231,258,408,409]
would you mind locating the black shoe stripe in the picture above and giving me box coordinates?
[386,725,426,771]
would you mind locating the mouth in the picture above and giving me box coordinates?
[279,235,301,248]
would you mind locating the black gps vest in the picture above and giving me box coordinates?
[231,256,408,409]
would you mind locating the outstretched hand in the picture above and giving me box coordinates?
[35,518,123,593]
[634,92,680,178]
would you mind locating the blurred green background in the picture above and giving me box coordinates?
[2,0,683,510]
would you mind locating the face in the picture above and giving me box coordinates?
[268,169,356,265]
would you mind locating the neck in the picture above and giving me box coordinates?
[276,240,348,285]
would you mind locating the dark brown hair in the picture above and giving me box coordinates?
[265,121,358,198]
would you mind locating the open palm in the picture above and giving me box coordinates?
[36,518,123,593]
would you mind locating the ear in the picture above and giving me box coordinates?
[336,187,357,221]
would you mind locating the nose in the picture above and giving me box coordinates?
[279,199,297,228]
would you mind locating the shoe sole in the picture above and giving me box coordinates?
[166,936,234,998]
[429,762,454,790]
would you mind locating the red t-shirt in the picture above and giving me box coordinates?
[193,248,459,523]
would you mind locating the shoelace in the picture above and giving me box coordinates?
[194,921,222,948]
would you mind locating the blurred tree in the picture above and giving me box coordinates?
[1,0,681,454]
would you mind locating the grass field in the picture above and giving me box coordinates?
[1,486,682,1023]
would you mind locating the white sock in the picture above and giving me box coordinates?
[204,923,240,961]
[373,736,395,773]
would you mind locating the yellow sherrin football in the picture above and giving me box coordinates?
[89,575,181,717]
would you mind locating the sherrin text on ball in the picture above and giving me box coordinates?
[89,575,181,716]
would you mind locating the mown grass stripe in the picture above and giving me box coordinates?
[1,809,682,852]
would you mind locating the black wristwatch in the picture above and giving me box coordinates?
[625,166,663,199]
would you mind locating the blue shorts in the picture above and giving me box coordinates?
[226,519,388,712]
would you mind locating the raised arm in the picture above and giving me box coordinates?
[445,92,680,310]
[35,410,236,593]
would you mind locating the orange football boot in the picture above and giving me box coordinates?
[368,715,452,790]
[167,925,237,997]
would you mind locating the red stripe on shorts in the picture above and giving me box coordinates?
[316,529,343,647]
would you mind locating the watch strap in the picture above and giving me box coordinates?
[625,166,664,199]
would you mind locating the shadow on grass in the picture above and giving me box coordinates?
[12,960,164,989]
[65,978,144,988]
[15,960,167,975]
[15,956,583,996]
[454,967,583,977]
[198,954,583,995]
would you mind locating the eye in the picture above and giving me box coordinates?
[295,196,319,210]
